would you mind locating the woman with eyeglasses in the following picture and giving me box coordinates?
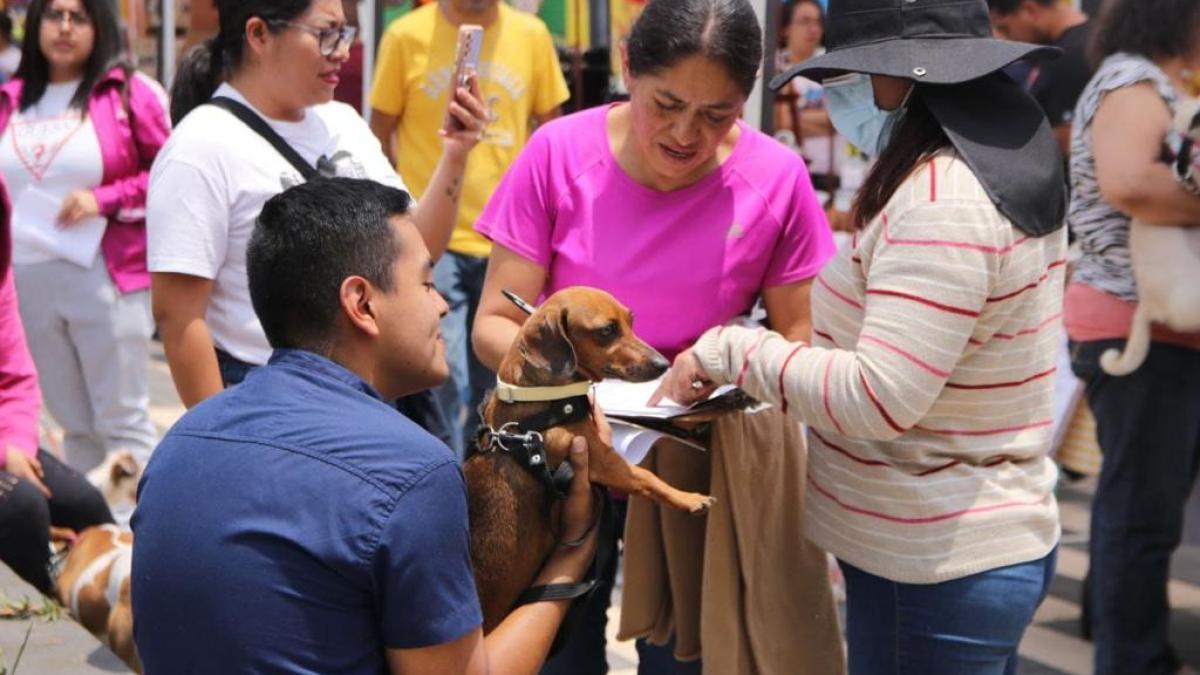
[148,0,488,418]
[0,0,170,474]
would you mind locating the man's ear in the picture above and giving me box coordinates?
[519,307,576,382]
[340,276,381,338]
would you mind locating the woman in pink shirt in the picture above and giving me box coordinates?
[0,173,114,596]
[0,0,171,473]
[472,1,838,672]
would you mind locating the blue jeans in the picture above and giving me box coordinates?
[432,251,492,457]
[1071,339,1200,675]
[841,549,1056,675]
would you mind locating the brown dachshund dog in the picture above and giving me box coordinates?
[464,287,715,631]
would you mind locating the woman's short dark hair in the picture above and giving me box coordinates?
[1091,0,1200,66]
[16,0,125,112]
[626,0,763,98]
[170,0,311,124]
[248,178,413,352]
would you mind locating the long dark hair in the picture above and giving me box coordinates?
[627,0,763,98]
[170,0,311,124]
[16,0,125,112]
[1090,0,1200,68]
[852,90,951,229]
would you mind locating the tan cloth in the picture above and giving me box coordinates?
[617,409,846,675]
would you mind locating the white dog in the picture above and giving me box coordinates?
[1100,101,1200,376]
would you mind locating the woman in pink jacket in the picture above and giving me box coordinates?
[0,0,171,472]
[0,174,114,596]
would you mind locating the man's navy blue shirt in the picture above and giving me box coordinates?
[132,349,482,673]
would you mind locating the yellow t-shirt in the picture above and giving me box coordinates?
[370,3,569,258]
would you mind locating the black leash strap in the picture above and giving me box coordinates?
[473,393,592,500]
[209,96,318,181]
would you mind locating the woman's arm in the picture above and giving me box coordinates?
[409,76,490,261]
[152,272,223,408]
[0,267,40,469]
[91,73,173,218]
[762,279,815,342]
[472,245,548,371]
[660,201,1002,441]
[1092,82,1200,227]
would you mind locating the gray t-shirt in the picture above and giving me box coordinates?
[1068,53,1179,302]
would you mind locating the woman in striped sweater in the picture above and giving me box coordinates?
[655,1,1068,673]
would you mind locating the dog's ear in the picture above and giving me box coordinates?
[520,307,577,382]
[111,453,139,481]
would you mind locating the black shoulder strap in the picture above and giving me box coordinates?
[209,96,318,181]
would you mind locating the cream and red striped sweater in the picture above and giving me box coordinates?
[694,152,1065,584]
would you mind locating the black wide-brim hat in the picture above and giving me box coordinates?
[770,0,1059,89]
[770,0,1068,238]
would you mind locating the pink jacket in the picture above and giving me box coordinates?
[0,178,42,468]
[0,66,172,293]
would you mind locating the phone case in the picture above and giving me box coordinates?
[444,24,483,132]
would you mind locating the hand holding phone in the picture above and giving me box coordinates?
[445,24,483,133]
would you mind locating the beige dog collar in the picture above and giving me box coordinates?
[494,378,593,403]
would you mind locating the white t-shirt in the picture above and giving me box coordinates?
[0,80,104,265]
[146,83,408,365]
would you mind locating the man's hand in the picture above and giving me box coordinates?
[557,437,596,546]
[58,191,101,227]
[648,348,717,408]
[5,447,51,498]
[441,71,490,161]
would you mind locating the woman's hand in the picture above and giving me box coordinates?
[441,71,490,161]
[648,348,718,408]
[57,191,101,227]
[4,447,51,498]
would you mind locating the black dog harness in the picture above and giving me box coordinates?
[472,390,614,644]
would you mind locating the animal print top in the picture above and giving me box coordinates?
[1068,53,1179,302]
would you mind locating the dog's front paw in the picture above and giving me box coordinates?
[687,494,717,514]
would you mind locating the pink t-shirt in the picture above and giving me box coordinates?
[476,105,835,359]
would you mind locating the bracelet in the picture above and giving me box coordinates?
[557,485,605,548]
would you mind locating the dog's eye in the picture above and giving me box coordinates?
[595,323,619,339]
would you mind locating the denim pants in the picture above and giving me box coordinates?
[841,549,1057,675]
[14,257,157,471]
[1071,339,1200,675]
[432,251,492,456]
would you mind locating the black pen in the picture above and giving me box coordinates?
[502,289,537,315]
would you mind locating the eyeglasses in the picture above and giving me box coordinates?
[42,7,91,27]
[270,21,357,57]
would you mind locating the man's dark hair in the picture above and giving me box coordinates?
[248,178,413,353]
[986,0,1056,16]
[627,0,763,98]
[1090,0,1200,66]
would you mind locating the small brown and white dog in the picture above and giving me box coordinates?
[56,524,139,672]
[1100,100,1200,375]
[85,450,142,518]
[51,450,144,672]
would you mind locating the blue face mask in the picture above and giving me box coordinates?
[823,73,912,156]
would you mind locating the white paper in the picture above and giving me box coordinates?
[12,186,106,268]
[610,418,706,466]
[595,377,742,419]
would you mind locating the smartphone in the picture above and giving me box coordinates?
[445,24,483,132]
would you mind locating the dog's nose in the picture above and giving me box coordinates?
[650,354,670,375]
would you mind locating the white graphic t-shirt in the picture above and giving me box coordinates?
[146,84,408,365]
[0,80,104,264]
